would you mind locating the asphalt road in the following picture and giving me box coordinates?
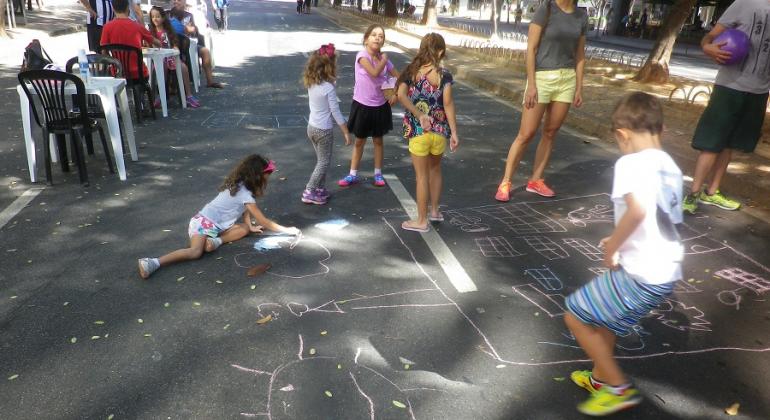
[1,0,769,418]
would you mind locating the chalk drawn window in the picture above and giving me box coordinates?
[471,203,567,234]
[562,238,603,262]
[475,236,524,258]
[715,268,770,294]
[522,236,570,260]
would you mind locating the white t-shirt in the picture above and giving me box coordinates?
[198,184,256,230]
[308,82,346,130]
[611,149,684,285]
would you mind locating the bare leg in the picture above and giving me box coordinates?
[350,137,366,172]
[158,235,207,266]
[564,312,627,386]
[405,153,430,229]
[689,150,718,194]
[705,148,733,195]
[428,153,443,218]
[500,103,548,184]
[199,47,217,86]
[180,62,193,97]
[530,101,570,181]
[372,136,384,170]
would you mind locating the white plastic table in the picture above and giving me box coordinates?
[17,77,138,182]
[142,47,187,117]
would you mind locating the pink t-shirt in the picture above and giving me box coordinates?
[352,50,394,107]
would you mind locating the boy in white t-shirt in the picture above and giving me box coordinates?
[563,92,684,416]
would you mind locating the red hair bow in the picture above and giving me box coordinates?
[318,43,335,57]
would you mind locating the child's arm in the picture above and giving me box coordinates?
[244,203,300,235]
[443,82,459,152]
[327,86,352,145]
[601,193,646,269]
[397,82,432,131]
[358,54,389,78]
[573,35,586,108]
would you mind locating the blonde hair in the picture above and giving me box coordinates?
[302,52,337,88]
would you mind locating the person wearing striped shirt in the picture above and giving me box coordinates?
[79,0,115,53]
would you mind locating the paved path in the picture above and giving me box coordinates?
[1,0,769,418]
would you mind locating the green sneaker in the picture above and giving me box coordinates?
[577,387,642,416]
[682,193,698,215]
[698,190,741,211]
[571,370,601,394]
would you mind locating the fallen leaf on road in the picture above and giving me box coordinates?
[8,374,19,380]
[137,319,143,324]
[320,330,327,335]
[247,263,271,277]
[392,400,406,408]
[280,384,294,391]
[337,364,342,369]
[91,336,100,340]
[177,276,185,282]
[324,390,332,397]
[309,348,316,355]
[496,364,506,369]
[224,324,230,330]
[256,314,272,325]
[70,337,77,344]
[94,320,105,325]
[144,334,152,337]
[215,280,223,284]
[193,302,201,306]
[725,403,739,416]
[250,284,256,290]
[164,302,170,308]
[553,377,565,381]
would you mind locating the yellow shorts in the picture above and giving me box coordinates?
[525,69,576,104]
[408,132,446,157]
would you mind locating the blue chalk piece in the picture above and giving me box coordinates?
[253,236,286,252]
[314,218,349,231]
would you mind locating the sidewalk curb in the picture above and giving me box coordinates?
[49,25,85,37]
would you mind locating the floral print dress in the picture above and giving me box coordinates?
[402,68,454,140]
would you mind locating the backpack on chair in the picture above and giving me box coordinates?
[21,39,53,71]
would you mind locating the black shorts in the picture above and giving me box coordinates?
[86,24,103,53]
[347,100,393,139]
[692,85,769,153]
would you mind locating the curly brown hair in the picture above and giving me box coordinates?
[396,33,446,88]
[302,52,337,88]
[220,154,271,197]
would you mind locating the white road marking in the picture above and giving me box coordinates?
[0,188,44,230]
[384,174,477,293]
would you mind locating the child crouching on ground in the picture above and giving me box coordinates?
[138,154,300,279]
[563,92,684,416]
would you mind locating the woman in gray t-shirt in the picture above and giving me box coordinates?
[495,0,587,202]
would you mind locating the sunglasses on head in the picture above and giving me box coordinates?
[263,160,276,174]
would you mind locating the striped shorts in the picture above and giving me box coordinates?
[565,268,676,336]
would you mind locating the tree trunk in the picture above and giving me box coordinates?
[372,0,379,14]
[633,0,698,84]
[384,0,398,17]
[357,0,362,11]
[421,0,438,26]
[490,0,499,38]
[0,0,8,38]
[333,0,342,7]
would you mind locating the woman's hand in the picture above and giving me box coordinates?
[524,85,538,109]
[343,132,352,146]
[418,114,433,131]
[449,133,459,152]
[573,89,583,108]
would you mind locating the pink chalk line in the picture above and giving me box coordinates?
[350,372,375,420]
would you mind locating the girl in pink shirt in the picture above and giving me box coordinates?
[338,24,400,188]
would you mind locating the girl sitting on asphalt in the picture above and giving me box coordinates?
[137,155,300,279]
[300,43,352,205]
[396,33,459,233]
[495,0,587,202]
[338,24,399,188]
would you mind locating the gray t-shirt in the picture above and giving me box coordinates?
[531,1,588,71]
[715,0,770,94]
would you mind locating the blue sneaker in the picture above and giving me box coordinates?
[338,174,359,187]
[373,173,386,187]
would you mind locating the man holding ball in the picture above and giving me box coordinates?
[683,0,770,214]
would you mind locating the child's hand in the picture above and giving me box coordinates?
[598,236,610,249]
[388,94,398,106]
[249,224,264,233]
[524,86,538,109]
[603,249,619,270]
[418,114,433,131]
[343,132,352,146]
[379,52,388,63]
[449,133,459,152]
[283,226,301,236]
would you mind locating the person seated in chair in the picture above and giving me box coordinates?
[100,0,161,80]
[168,0,224,88]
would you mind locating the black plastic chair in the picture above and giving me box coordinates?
[65,54,124,155]
[101,44,157,123]
[18,70,114,186]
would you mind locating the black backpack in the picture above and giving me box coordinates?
[21,39,53,71]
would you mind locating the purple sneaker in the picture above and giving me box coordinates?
[373,173,386,187]
[315,188,330,199]
[338,174,359,187]
[301,189,326,205]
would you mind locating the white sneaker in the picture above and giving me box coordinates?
[138,258,159,279]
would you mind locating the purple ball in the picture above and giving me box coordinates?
[714,28,751,65]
